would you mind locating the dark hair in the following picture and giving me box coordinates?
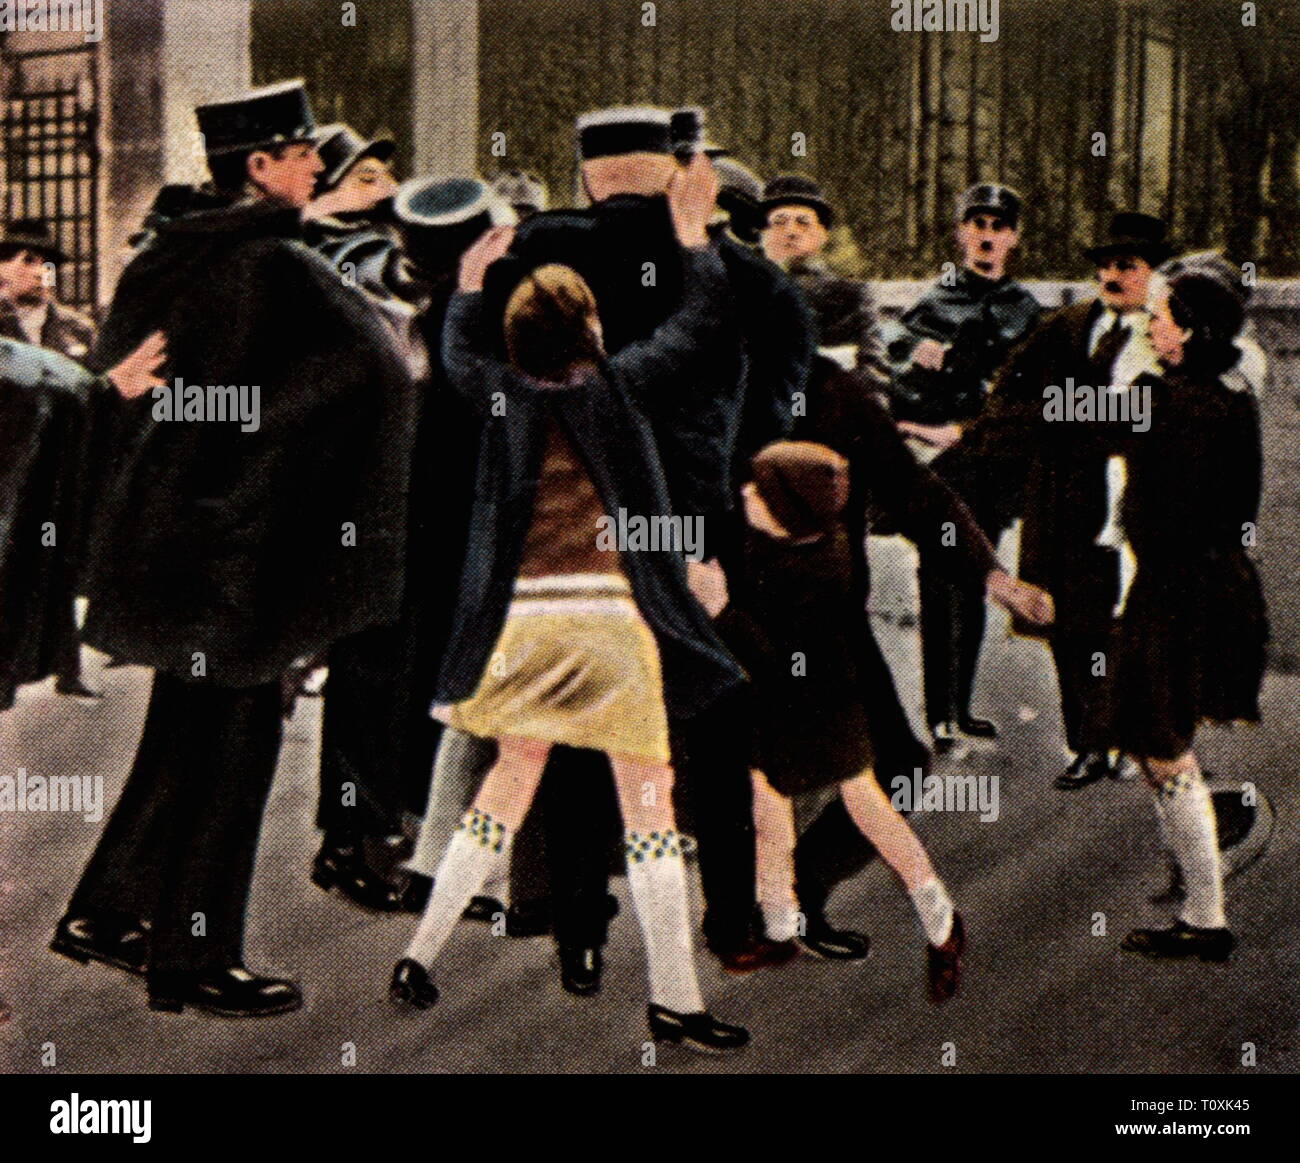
[503,264,604,382]
[1166,271,1245,377]
[207,142,294,195]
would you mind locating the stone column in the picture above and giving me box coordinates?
[99,0,251,302]
[411,0,478,178]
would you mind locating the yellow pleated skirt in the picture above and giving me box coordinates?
[435,574,672,762]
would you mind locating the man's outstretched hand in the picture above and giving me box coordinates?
[459,224,516,293]
[107,331,168,400]
[667,153,719,250]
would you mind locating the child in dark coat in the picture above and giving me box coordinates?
[719,441,1052,1002]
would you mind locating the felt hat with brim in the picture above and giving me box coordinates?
[760,174,835,228]
[751,440,850,539]
[1084,211,1174,267]
[314,123,396,194]
[0,219,68,264]
[196,79,319,158]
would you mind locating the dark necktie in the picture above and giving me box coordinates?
[1090,313,1128,380]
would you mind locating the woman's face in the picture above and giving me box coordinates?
[1146,278,1187,367]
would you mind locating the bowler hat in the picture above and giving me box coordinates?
[0,218,67,264]
[1084,211,1174,267]
[760,175,835,228]
[314,123,396,194]
[196,79,318,158]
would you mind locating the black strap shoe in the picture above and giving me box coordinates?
[559,945,603,996]
[147,966,302,1017]
[797,917,870,961]
[311,836,404,912]
[389,958,439,1010]
[51,913,149,976]
[926,911,966,1004]
[1054,752,1109,791]
[1121,920,1236,963]
[647,1005,749,1054]
[957,714,998,739]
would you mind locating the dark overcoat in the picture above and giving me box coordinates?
[0,341,110,708]
[83,197,417,688]
[436,248,745,720]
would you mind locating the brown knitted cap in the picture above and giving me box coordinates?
[751,441,850,538]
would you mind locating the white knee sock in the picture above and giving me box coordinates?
[1155,769,1227,930]
[405,808,513,968]
[910,877,955,946]
[624,830,705,1014]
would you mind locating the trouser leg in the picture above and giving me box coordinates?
[543,748,618,950]
[406,727,496,877]
[146,675,283,975]
[918,561,956,727]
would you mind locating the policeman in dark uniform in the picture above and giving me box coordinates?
[52,81,416,1018]
[879,183,1041,752]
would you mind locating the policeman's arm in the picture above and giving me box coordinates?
[609,245,734,405]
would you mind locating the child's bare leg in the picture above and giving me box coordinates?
[610,754,705,1014]
[840,770,954,946]
[750,770,799,941]
[405,736,550,968]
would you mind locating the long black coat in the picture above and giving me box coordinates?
[437,248,745,720]
[84,198,417,688]
[1083,367,1268,758]
[0,341,112,709]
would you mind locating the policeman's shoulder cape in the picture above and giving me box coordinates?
[0,337,109,709]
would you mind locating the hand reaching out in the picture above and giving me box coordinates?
[107,331,168,400]
[458,224,516,293]
[986,569,1055,627]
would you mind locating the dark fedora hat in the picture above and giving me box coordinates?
[313,123,396,194]
[196,79,318,158]
[1084,211,1174,267]
[760,174,834,228]
[0,218,68,264]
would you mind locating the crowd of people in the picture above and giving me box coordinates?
[0,79,1273,1053]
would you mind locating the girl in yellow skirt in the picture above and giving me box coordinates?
[391,159,750,1053]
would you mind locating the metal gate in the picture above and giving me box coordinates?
[0,42,99,315]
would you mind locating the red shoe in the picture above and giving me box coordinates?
[709,934,799,974]
[926,912,966,1004]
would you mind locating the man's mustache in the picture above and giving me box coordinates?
[1103,280,1123,294]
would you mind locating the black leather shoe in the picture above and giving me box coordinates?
[930,722,958,756]
[647,1005,749,1054]
[147,966,302,1017]
[797,917,870,961]
[559,945,603,996]
[1121,920,1235,963]
[1054,752,1109,791]
[957,714,997,739]
[462,895,505,923]
[505,901,552,937]
[311,837,404,912]
[51,913,149,976]
[389,958,439,1010]
[926,912,966,1004]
